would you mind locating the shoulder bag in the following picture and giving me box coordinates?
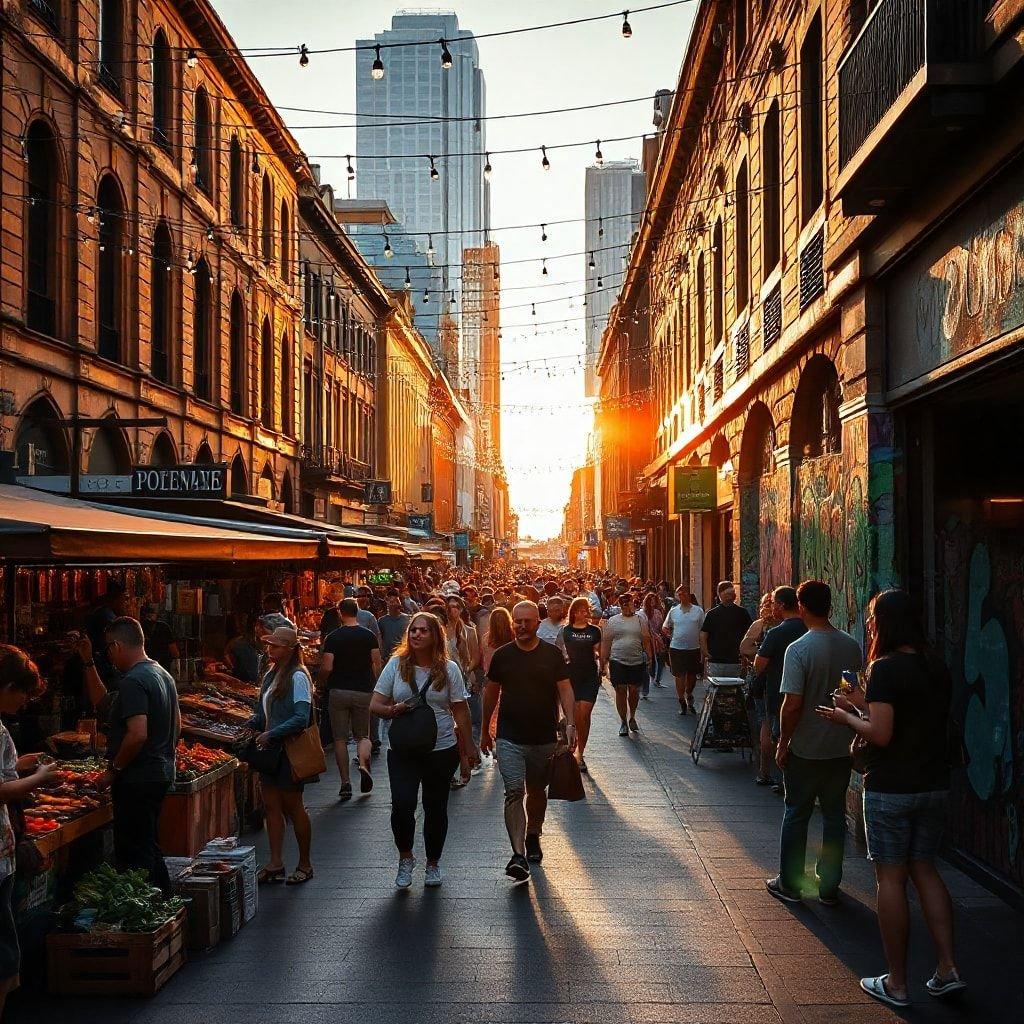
[388,672,438,756]
[285,670,327,782]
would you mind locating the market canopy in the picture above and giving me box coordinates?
[0,486,325,564]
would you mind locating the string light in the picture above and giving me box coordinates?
[483,153,492,181]
[299,44,310,68]
[588,252,596,270]
[404,267,411,289]
[346,156,355,181]
[595,140,604,166]
[542,259,548,277]
[426,234,435,259]
[251,150,260,175]
[189,149,199,174]
[206,226,215,241]
[598,217,605,238]
[422,289,430,304]
[540,145,550,171]
[383,235,393,259]
[85,206,96,225]
[429,156,439,181]
[622,11,633,38]
[449,291,457,310]
[439,38,453,70]
[371,44,385,80]
[531,303,537,316]
[541,224,548,243]
[186,48,198,69]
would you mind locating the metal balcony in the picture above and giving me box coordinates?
[299,446,373,484]
[836,0,990,214]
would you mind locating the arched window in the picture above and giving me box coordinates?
[229,135,244,227]
[14,397,70,475]
[791,355,843,461]
[25,121,60,337]
[193,87,213,194]
[281,331,294,436]
[712,218,724,344]
[195,440,215,464]
[261,174,273,263]
[762,100,782,275]
[150,432,177,466]
[193,258,212,400]
[259,464,276,501]
[150,221,172,383]
[260,317,275,429]
[229,453,248,496]
[229,291,245,415]
[96,174,124,362]
[734,160,749,313]
[279,200,291,282]
[98,0,123,96]
[151,30,173,152]
[281,469,294,514]
[87,420,131,474]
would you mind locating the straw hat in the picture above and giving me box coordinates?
[261,625,299,648]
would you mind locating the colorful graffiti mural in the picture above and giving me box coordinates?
[937,518,1023,890]
[760,464,791,597]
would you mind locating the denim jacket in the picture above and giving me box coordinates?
[247,668,313,743]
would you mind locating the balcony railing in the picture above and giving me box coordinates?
[839,0,989,170]
[300,446,372,482]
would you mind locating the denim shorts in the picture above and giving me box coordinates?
[863,789,949,864]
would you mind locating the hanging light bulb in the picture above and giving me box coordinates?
[251,150,260,175]
[598,216,604,238]
[483,153,492,181]
[588,252,596,270]
[622,11,632,38]
[439,38,453,69]
[422,289,430,304]
[429,156,439,181]
[299,44,310,68]
[189,148,199,174]
[449,291,457,310]
[540,145,550,171]
[85,206,96,225]
[370,44,385,80]
[541,224,548,243]
[531,303,537,317]
[383,235,393,259]
[346,156,355,181]
[206,226,215,242]
[595,140,604,166]
[404,267,411,289]
[597,275,604,288]
[186,48,198,69]
[541,259,548,277]
[426,233,435,258]
[493,264,499,281]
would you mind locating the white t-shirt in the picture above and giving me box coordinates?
[374,656,468,751]
[603,612,648,666]
[537,618,567,653]
[664,603,705,650]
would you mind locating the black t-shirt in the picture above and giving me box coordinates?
[562,625,601,684]
[107,660,179,784]
[486,640,568,745]
[323,625,379,692]
[863,651,951,794]
[758,617,809,713]
[700,602,752,662]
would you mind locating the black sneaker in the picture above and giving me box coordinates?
[525,834,543,863]
[358,766,374,794]
[338,783,352,803]
[505,854,530,881]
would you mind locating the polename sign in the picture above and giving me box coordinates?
[131,464,227,499]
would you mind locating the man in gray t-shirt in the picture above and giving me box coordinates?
[767,581,862,906]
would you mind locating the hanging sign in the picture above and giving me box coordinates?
[584,529,599,547]
[604,515,631,539]
[130,464,227,499]
[408,513,433,533]
[453,531,470,550]
[671,465,717,513]
[364,479,392,505]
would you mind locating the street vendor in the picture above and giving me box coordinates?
[77,618,180,892]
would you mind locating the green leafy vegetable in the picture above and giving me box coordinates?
[60,864,185,933]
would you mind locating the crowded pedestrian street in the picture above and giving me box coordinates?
[10,679,1019,1024]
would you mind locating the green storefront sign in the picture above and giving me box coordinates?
[672,465,717,513]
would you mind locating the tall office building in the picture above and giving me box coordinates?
[356,11,490,350]
[583,160,646,395]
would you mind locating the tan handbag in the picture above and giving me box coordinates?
[284,671,327,782]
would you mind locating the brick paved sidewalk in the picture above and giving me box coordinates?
[10,673,1022,1023]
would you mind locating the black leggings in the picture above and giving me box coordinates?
[387,745,461,862]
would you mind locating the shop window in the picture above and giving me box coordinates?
[151,30,173,153]
[195,440,215,464]
[260,317,274,429]
[229,290,246,414]
[96,174,124,363]
[193,257,212,400]
[14,397,69,475]
[25,120,60,337]
[193,87,213,194]
[734,159,749,312]
[261,173,273,264]
[281,330,294,437]
[229,135,244,227]
[762,100,782,276]
[800,13,824,223]
[150,221,173,383]
[98,0,123,96]
[280,200,291,282]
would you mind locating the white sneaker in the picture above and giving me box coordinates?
[395,857,416,889]
[424,863,443,888]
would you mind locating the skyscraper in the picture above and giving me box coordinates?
[583,160,646,395]
[356,11,489,345]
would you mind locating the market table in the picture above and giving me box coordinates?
[158,757,239,857]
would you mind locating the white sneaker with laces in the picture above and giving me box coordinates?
[395,857,416,889]
[424,863,443,887]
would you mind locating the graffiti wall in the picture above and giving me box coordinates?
[936,517,1023,891]
[739,483,761,616]
[760,464,791,597]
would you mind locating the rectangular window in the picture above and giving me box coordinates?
[800,14,824,222]
[762,101,782,275]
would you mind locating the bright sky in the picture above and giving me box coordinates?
[215,0,696,539]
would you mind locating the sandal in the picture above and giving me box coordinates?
[285,867,314,885]
[257,866,285,885]
[859,975,909,1008]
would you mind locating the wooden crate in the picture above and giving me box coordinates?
[46,909,187,996]
[158,760,238,857]
[175,875,220,953]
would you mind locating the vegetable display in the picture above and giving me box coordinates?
[24,757,109,831]
[60,864,184,933]
[175,740,233,779]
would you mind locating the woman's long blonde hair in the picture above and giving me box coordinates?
[485,605,514,649]
[392,611,449,691]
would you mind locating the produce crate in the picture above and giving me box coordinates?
[32,805,114,858]
[158,760,238,857]
[46,908,187,996]
[175,875,220,953]
[190,865,242,939]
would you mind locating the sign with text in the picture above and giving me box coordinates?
[408,513,433,534]
[584,529,599,547]
[131,464,227,500]
[453,531,470,550]
[604,515,631,539]
[363,479,392,505]
[672,465,717,513]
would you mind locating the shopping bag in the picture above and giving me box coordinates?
[285,723,327,782]
[548,747,585,801]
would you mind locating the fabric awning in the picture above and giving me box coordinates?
[0,486,322,563]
